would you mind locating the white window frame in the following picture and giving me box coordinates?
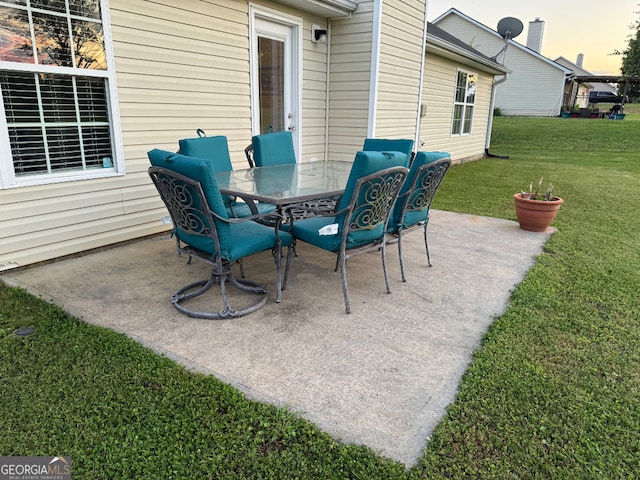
[451,69,477,137]
[0,0,123,189]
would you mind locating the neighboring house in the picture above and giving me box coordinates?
[0,0,510,270]
[432,8,572,117]
[421,22,508,161]
[555,54,616,109]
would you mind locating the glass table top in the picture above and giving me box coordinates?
[215,160,353,206]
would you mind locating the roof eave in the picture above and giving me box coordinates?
[272,0,357,18]
[426,34,510,75]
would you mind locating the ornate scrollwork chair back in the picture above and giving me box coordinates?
[388,152,451,281]
[288,151,408,313]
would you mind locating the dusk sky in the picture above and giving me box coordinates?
[427,1,639,75]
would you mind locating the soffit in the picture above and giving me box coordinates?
[272,0,357,18]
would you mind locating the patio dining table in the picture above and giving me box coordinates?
[214,160,353,208]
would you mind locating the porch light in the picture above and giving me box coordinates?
[311,25,327,44]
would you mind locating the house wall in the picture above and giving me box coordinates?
[327,1,375,160]
[374,0,426,138]
[420,54,493,163]
[0,0,331,270]
[0,0,430,270]
[435,14,566,117]
[327,0,427,161]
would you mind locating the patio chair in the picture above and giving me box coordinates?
[288,151,408,313]
[244,144,255,168]
[387,152,451,282]
[178,132,276,218]
[147,149,293,319]
[363,138,414,167]
[251,131,296,167]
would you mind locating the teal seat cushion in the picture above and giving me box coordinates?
[227,221,292,262]
[148,149,231,255]
[252,131,296,166]
[228,201,276,218]
[363,138,414,167]
[389,151,450,231]
[291,216,340,251]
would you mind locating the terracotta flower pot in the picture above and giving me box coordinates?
[513,193,563,232]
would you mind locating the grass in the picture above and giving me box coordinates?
[2,114,640,478]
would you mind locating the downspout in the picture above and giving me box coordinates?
[323,19,332,162]
[485,73,509,158]
[414,1,429,150]
[368,0,383,137]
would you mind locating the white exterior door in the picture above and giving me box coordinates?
[250,8,301,158]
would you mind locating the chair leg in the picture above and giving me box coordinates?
[338,250,351,314]
[397,228,407,282]
[423,223,432,267]
[381,241,392,294]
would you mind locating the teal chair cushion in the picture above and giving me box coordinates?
[363,138,414,167]
[389,151,451,230]
[252,131,296,166]
[334,150,407,225]
[228,201,277,218]
[291,215,340,251]
[178,135,234,208]
[148,149,231,255]
[227,221,292,262]
[178,135,233,173]
[178,136,277,216]
[292,150,407,251]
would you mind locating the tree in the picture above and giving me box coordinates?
[620,5,640,100]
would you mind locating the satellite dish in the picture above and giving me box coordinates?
[497,17,523,40]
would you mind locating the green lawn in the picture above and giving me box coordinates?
[2,115,639,478]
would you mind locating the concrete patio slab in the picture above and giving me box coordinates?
[1,210,554,467]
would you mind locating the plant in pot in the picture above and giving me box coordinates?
[513,177,563,232]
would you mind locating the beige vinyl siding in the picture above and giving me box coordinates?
[435,14,566,117]
[111,0,252,170]
[374,0,425,138]
[494,49,565,116]
[327,1,375,161]
[420,55,492,163]
[301,17,330,162]
[0,0,333,269]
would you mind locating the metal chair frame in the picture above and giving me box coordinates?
[389,157,450,281]
[149,166,291,319]
[288,166,408,313]
[244,144,255,168]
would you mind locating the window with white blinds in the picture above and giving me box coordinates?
[451,70,477,136]
[0,0,119,188]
